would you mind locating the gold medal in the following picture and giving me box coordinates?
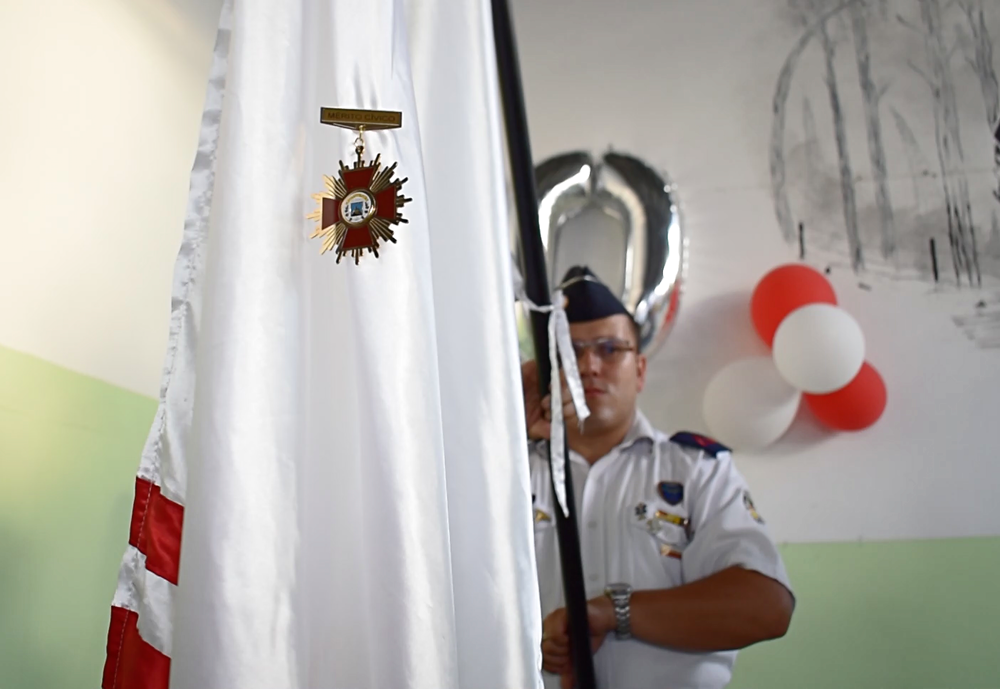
[308,108,411,264]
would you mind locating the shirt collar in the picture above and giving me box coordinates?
[619,410,656,451]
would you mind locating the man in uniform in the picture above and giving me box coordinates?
[525,267,794,689]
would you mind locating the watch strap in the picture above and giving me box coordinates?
[604,584,632,640]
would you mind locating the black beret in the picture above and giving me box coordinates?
[558,266,631,324]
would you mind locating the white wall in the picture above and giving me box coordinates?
[0,0,220,396]
[511,0,1000,543]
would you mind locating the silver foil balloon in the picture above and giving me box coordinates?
[513,150,685,358]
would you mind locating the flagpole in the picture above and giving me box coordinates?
[490,2,597,687]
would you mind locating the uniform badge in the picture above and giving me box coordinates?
[669,431,731,459]
[743,491,764,524]
[634,502,648,519]
[309,108,411,264]
[534,508,551,524]
[657,481,684,506]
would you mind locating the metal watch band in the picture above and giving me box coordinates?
[605,584,632,640]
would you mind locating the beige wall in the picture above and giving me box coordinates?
[0,0,218,396]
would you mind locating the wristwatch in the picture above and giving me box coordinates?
[604,582,633,640]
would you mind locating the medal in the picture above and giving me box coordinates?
[309,108,411,264]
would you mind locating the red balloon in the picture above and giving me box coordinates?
[751,264,837,346]
[804,363,886,431]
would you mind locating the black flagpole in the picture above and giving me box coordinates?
[490,2,597,687]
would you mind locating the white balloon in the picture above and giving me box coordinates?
[772,304,865,394]
[702,357,802,451]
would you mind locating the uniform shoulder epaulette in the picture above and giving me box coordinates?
[669,431,731,458]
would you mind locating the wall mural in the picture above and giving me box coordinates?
[769,0,1000,347]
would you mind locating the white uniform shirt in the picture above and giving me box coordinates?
[530,412,792,689]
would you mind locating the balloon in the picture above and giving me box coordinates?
[751,264,837,347]
[513,150,685,358]
[772,304,865,394]
[805,362,886,430]
[702,357,802,451]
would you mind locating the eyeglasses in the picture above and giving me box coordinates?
[571,338,636,362]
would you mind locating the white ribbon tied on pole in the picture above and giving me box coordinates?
[514,261,590,517]
[544,289,590,516]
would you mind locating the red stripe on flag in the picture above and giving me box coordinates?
[128,478,184,585]
[144,486,184,584]
[102,606,171,689]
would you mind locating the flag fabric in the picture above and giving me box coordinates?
[102,0,543,687]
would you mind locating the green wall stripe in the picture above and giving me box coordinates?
[0,345,156,689]
[732,538,1000,689]
[0,345,157,433]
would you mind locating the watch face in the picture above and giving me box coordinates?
[606,583,631,598]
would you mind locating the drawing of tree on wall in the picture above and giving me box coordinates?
[777,0,864,269]
[852,0,896,258]
[959,1,1000,265]
[904,0,981,286]
[770,0,1000,292]
[958,1,1000,202]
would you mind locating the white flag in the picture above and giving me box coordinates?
[102,1,543,687]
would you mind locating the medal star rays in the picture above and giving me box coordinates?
[308,154,411,265]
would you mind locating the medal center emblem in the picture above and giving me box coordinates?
[341,190,376,227]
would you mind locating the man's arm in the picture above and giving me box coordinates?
[595,448,796,653]
[542,567,793,685]
[590,566,794,652]
[541,443,796,677]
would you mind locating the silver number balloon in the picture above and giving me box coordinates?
[513,150,685,357]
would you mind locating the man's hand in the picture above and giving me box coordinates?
[540,607,571,677]
[522,361,578,441]
[540,596,616,688]
[522,360,550,441]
